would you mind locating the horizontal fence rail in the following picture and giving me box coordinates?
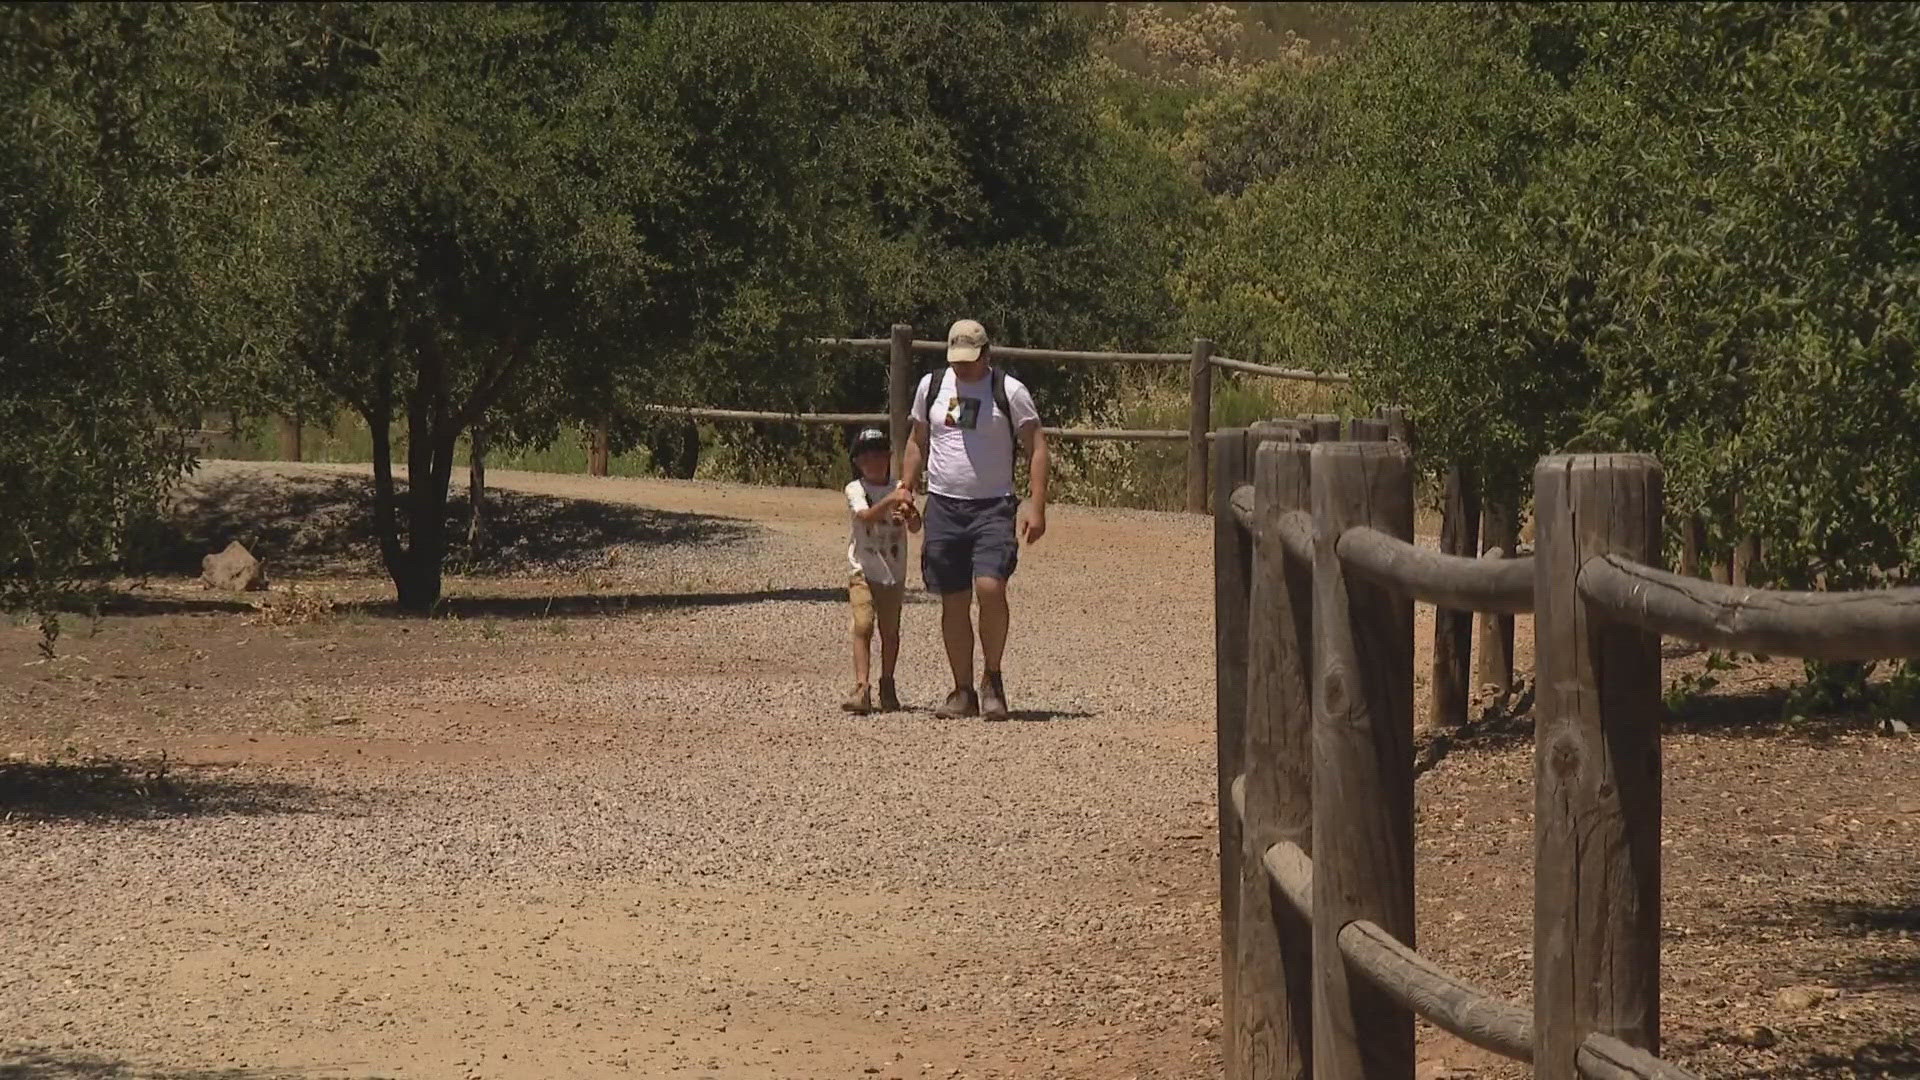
[1336,526,1536,614]
[638,404,888,425]
[635,404,1195,444]
[1233,766,1693,1080]
[1208,355,1353,384]
[817,336,1192,365]
[1578,554,1920,660]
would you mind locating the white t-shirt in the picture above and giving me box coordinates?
[846,478,907,586]
[911,368,1040,500]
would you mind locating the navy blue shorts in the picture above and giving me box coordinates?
[921,493,1019,594]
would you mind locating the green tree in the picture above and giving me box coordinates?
[245,2,881,610]
[1177,2,1920,590]
[0,4,279,617]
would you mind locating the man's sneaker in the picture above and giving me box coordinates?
[877,677,902,713]
[841,683,872,715]
[980,672,1010,721]
[934,687,979,719]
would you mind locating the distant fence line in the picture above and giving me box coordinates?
[1211,418,1920,1080]
[638,325,1350,512]
[255,323,1351,510]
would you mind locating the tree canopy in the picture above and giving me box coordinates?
[4,1,1918,617]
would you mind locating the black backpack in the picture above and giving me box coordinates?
[918,365,1023,453]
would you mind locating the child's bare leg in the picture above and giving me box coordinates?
[877,586,903,680]
[852,626,871,686]
[849,579,875,688]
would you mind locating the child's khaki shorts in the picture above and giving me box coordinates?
[849,571,904,638]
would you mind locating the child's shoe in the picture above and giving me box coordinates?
[877,677,901,713]
[841,683,872,714]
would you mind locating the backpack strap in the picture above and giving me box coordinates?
[992,367,1023,455]
[917,371,936,431]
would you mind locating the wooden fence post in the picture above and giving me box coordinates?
[1375,406,1412,449]
[1239,428,1315,1080]
[276,416,302,462]
[1348,418,1389,442]
[589,422,610,477]
[1679,514,1705,579]
[1214,427,1254,1075]
[1475,502,1518,695]
[1189,338,1216,514]
[1299,414,1343,443]
[1431,465,1481,728]
[1532,455,1664,1080]
[1310,441,1415,1080]
[889,323,913,479]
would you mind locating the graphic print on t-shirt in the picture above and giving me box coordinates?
[945,395,982,431]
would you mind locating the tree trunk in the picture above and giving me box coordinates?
[1429,464,1480,728]
[468,425,489,550]
[365,348,462,614]
[1475,501,1517,695]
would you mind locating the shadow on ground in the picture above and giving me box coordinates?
[136,469,755,578]
[0,1049,346,1079]
[0,758,327,822]
[371,586,844,620]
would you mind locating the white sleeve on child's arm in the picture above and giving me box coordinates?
[845,479,869,514]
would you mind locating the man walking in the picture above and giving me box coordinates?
[882,318,1049,720]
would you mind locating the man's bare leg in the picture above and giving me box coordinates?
[975,575,1009,675]
[975,575,1011,719]
[940,588,975,691]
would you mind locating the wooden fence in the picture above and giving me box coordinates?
[635,324,1349,513]
[1212,420,1920,1080]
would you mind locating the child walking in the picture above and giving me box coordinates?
[843,428,919,714]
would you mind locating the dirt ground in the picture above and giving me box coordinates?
[1,463,1915,1080]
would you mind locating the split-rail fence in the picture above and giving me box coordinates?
[1212,420,1920,1080]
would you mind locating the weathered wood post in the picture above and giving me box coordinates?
[1214,427,1254,1074]
[1679,514,1705,579]
[589,422,610,477]
[889,323,914,479]
[1299,414,1343,443]
[276,417,303,462]
[1375,406,1412,449]
[1310,441,1416,1080]
[1475,502,1518,695]
[1238,424,1316,1080]
[1532,455,1664,1079]
[1348,418,1389,442]
[1189,338,1217,514]
[1431,465,1481,727]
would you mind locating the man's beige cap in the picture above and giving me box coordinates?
[947,319,989,364]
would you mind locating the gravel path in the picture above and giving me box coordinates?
[5,463,1915,1080]
[0,463,1227,1080]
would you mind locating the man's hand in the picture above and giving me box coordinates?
[1018,501,1046,545]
